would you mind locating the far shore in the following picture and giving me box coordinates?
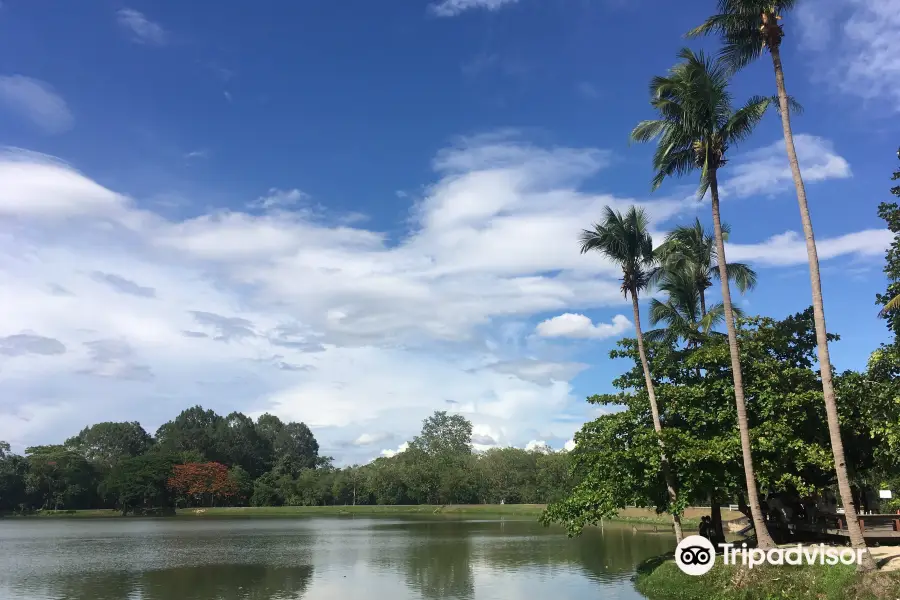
[8,504,744,527]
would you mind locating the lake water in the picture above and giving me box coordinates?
[0,517,675,599]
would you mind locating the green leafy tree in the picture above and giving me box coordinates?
[876,151,900,326]
[155,406,225,462]
[216,412,271,478]
[0,442,28,512]
[631,48,775,548]
[65,421,153,467]
[101,453,177,515]
[24,445,98,510]
[579,206,684,541]
[272,422,319,477]
[544,310,875,542]
[689,0,874,570]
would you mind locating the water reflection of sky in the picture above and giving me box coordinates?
[0,517,675,599]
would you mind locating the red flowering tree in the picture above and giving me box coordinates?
[167,462,238,507]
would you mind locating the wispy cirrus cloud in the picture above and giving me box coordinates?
[116,8,167,46]
[796,0,900,111]
[430,0,519,17]
[0,76,73,134]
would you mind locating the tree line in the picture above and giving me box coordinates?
[0,409,574,515]
[543,0,900,574]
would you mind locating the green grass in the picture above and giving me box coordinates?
[634,556,900,600]
[17,504,701,527]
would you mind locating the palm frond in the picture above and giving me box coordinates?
[879,294,900,317]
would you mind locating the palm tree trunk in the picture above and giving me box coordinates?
[631,291,684,543]
[769,45,875,571]
[699,289,707,317]
[708,169,775,549]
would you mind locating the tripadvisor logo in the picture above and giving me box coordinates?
[674,536,867,576]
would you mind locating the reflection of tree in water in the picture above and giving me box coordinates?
[30,564,314,600]
[466,520,675,583]
[400,521,475,600]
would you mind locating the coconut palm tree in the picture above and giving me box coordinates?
[688,1,876,570]
[653,218,757,317]
[579,205,684,542]
[630,48,776,548]
[645,264,741,348]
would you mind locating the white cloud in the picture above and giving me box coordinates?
[536,313,631,340]
[0,132,879,461]
[250,188,310,210]
[564,439,576,452]
[0,148,126,217]
[723,135,851,198]
[430,0,519,17]
[796,0,900,110]
[380,442,409,458]
[726,229,893,266]
[354,432,393,446]
[0,76,73,134]
[524,439,551,453]
[116,9,167,46]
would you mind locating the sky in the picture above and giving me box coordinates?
[0,0,898,464]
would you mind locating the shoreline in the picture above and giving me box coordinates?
[4,504,738,527]
[634,555,900,600]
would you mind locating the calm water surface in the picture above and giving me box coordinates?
[0,517,674,599]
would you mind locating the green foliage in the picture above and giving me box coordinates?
[101,453,177,515]
[631,48,771,198]
[65,421,153,467]
[544,309,884,535]
[24,445,98,510]
[687,0,798,72]
[634,558,900,600]
[876,199,900,335]
[579,205,655,298]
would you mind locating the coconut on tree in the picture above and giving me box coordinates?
[630,47,776,548]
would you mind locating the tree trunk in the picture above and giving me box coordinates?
[709,169,775,549]
[699,288,707,317]
[631,292,684,543]
[710,499,725,545]
[769,45,875,572]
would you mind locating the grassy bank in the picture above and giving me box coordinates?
[20,504,734,526]
[634,556,900,600]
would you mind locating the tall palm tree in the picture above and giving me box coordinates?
[646,264,741,347]
[689,1,876,570]
[579,206,684,542]
[653,218,757,317]
[630,48,776,548]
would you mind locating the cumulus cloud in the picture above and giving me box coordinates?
[0,132,878,459]
[116,9,167,46]
[380,442,409,458]
[796,0,900,111]
[0,76,74,134]
[430,0,519,17]
[723,135,851,199]
[564,439,576,452]
[536,313,631,340]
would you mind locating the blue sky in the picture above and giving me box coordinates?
[0,0,897,463]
